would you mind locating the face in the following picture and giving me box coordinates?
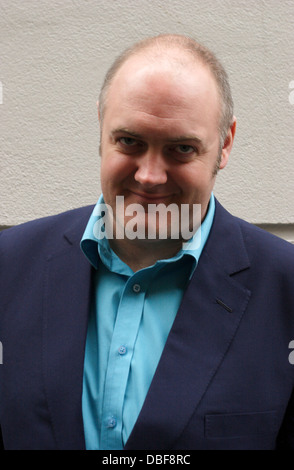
[99,53,235,243]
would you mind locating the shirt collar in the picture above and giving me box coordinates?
[80,193,215,276]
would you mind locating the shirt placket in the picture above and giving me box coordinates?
[100,274,146,450]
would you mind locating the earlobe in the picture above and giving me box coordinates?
[219,117,237,170]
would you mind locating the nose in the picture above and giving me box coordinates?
[134,150,168,188]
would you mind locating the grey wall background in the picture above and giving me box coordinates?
[1,0,294,240]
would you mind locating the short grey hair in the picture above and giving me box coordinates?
[98,34,234,149]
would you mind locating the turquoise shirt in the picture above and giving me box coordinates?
[80,194,215,450]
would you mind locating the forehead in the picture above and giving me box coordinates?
[103,52,220,136]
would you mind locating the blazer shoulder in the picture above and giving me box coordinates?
[212,199,294,272]
[0,205,94,257]
[237,215,293,248]
[234,212,294,267]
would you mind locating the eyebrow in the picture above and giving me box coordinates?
[111,128,203,145]
[111,128,143,139]
[167,135,203,144]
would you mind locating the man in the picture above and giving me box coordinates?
[1,34,294,450]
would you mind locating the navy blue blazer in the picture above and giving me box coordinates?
[1,199,294,450]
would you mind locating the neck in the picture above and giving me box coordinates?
[108,237,183,272]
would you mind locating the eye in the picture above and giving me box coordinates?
[116,136,146,154]
[170,144,197,161]
[175,144,195,154]
[119,137,137,146]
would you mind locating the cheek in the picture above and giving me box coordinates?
[176,166,205,189]
[101,153,135,187]
[176,166,215,199]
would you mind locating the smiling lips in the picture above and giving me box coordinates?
[129,190,174,204]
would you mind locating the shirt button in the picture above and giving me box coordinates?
[106,416,117,428]
[118,345,127,355]
[133,283,141,293]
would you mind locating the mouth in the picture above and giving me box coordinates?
[129,190,173,204]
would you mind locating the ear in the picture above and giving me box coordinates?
[219,117,237,170]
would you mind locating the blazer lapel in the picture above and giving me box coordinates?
[42,210,93,450]
[125,200,252,450]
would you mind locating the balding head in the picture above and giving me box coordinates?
[98,34,234,148]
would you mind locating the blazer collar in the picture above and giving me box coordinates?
[205,198,251,276]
